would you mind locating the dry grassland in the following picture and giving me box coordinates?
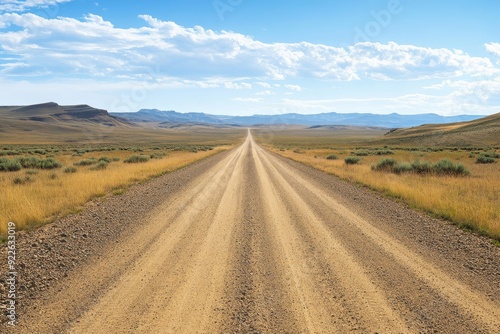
[0,144,234,239]
[254,129,500,241]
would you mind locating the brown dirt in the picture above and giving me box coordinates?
[2,131,499,333]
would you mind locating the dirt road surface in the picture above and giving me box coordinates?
[5,131,500,333]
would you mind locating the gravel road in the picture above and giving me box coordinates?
[2,131,499,333]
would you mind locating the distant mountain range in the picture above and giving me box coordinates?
[112,109,484,128]
[0,102,487,129]
[0,102,497,145]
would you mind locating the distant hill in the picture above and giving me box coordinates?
[0,102,135,143]
[0,102,130,127]
[378,113,500,146]
[0,103,248,144]
[111,109,483,128]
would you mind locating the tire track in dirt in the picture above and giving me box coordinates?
[255,143,500,332]
[9,130,500,334]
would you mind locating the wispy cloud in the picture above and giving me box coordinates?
[285,84,302,92]
[232,97,262,103]
[0,0,72,12]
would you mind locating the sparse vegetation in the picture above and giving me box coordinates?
[0,142,235,238]
[254,129,500,241]
[476,154,496,164]
[18,157,61,169]
[373,158,469,176]
[124,155,150,163]
[0,158,22,172]
[150,153,167,159]
[74,158,97,166]
[344,156,361,165]
[64,167,78,173]
[90,161,109,170]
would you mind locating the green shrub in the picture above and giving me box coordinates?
[63,167,78,173]
[372,158,469,176]
[98,157,112,163]
[476,155,496,164]
[345,156,361,165]
[18,157,61,169]
[150,153,166,159]
[411,160,433,174]
[124,155,150,163]
[74,158,97,166]
[352,150,369,156]
[433,159,470,176]
[481,152,500,159]
[0,158,22,172]
[374,149,394,155]
[90,161,108,170]
[38,158,62,169]
[371,158,397,171]
[393,162,413,174]
[326,154,338,160]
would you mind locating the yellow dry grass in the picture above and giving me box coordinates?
[265,146,500,241]
[0,147,230,237]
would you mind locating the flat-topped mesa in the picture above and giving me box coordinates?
[61,104,110,119]
[13,102,60,113]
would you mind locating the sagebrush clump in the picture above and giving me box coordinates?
[124,155,150,163]
[372,158,469,176]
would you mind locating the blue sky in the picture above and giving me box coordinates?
[1,0,499,116]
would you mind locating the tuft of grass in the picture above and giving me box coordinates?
[150,153,167,159]
[13,176,32,185]
[63,167,78,173]
[344,156,361,165]
[326,154,338,160]
[98,156,112,163]
[124,155,150,163]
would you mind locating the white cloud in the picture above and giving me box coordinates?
[279,83,500,116]
[0,0,72,12]
[0,14,497,83]
[233,97,262,103]
[256,81,271,88]
[285,84,302,91]
[0,14,499,116]
[485,43,500,64]
[224,81,252,89]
